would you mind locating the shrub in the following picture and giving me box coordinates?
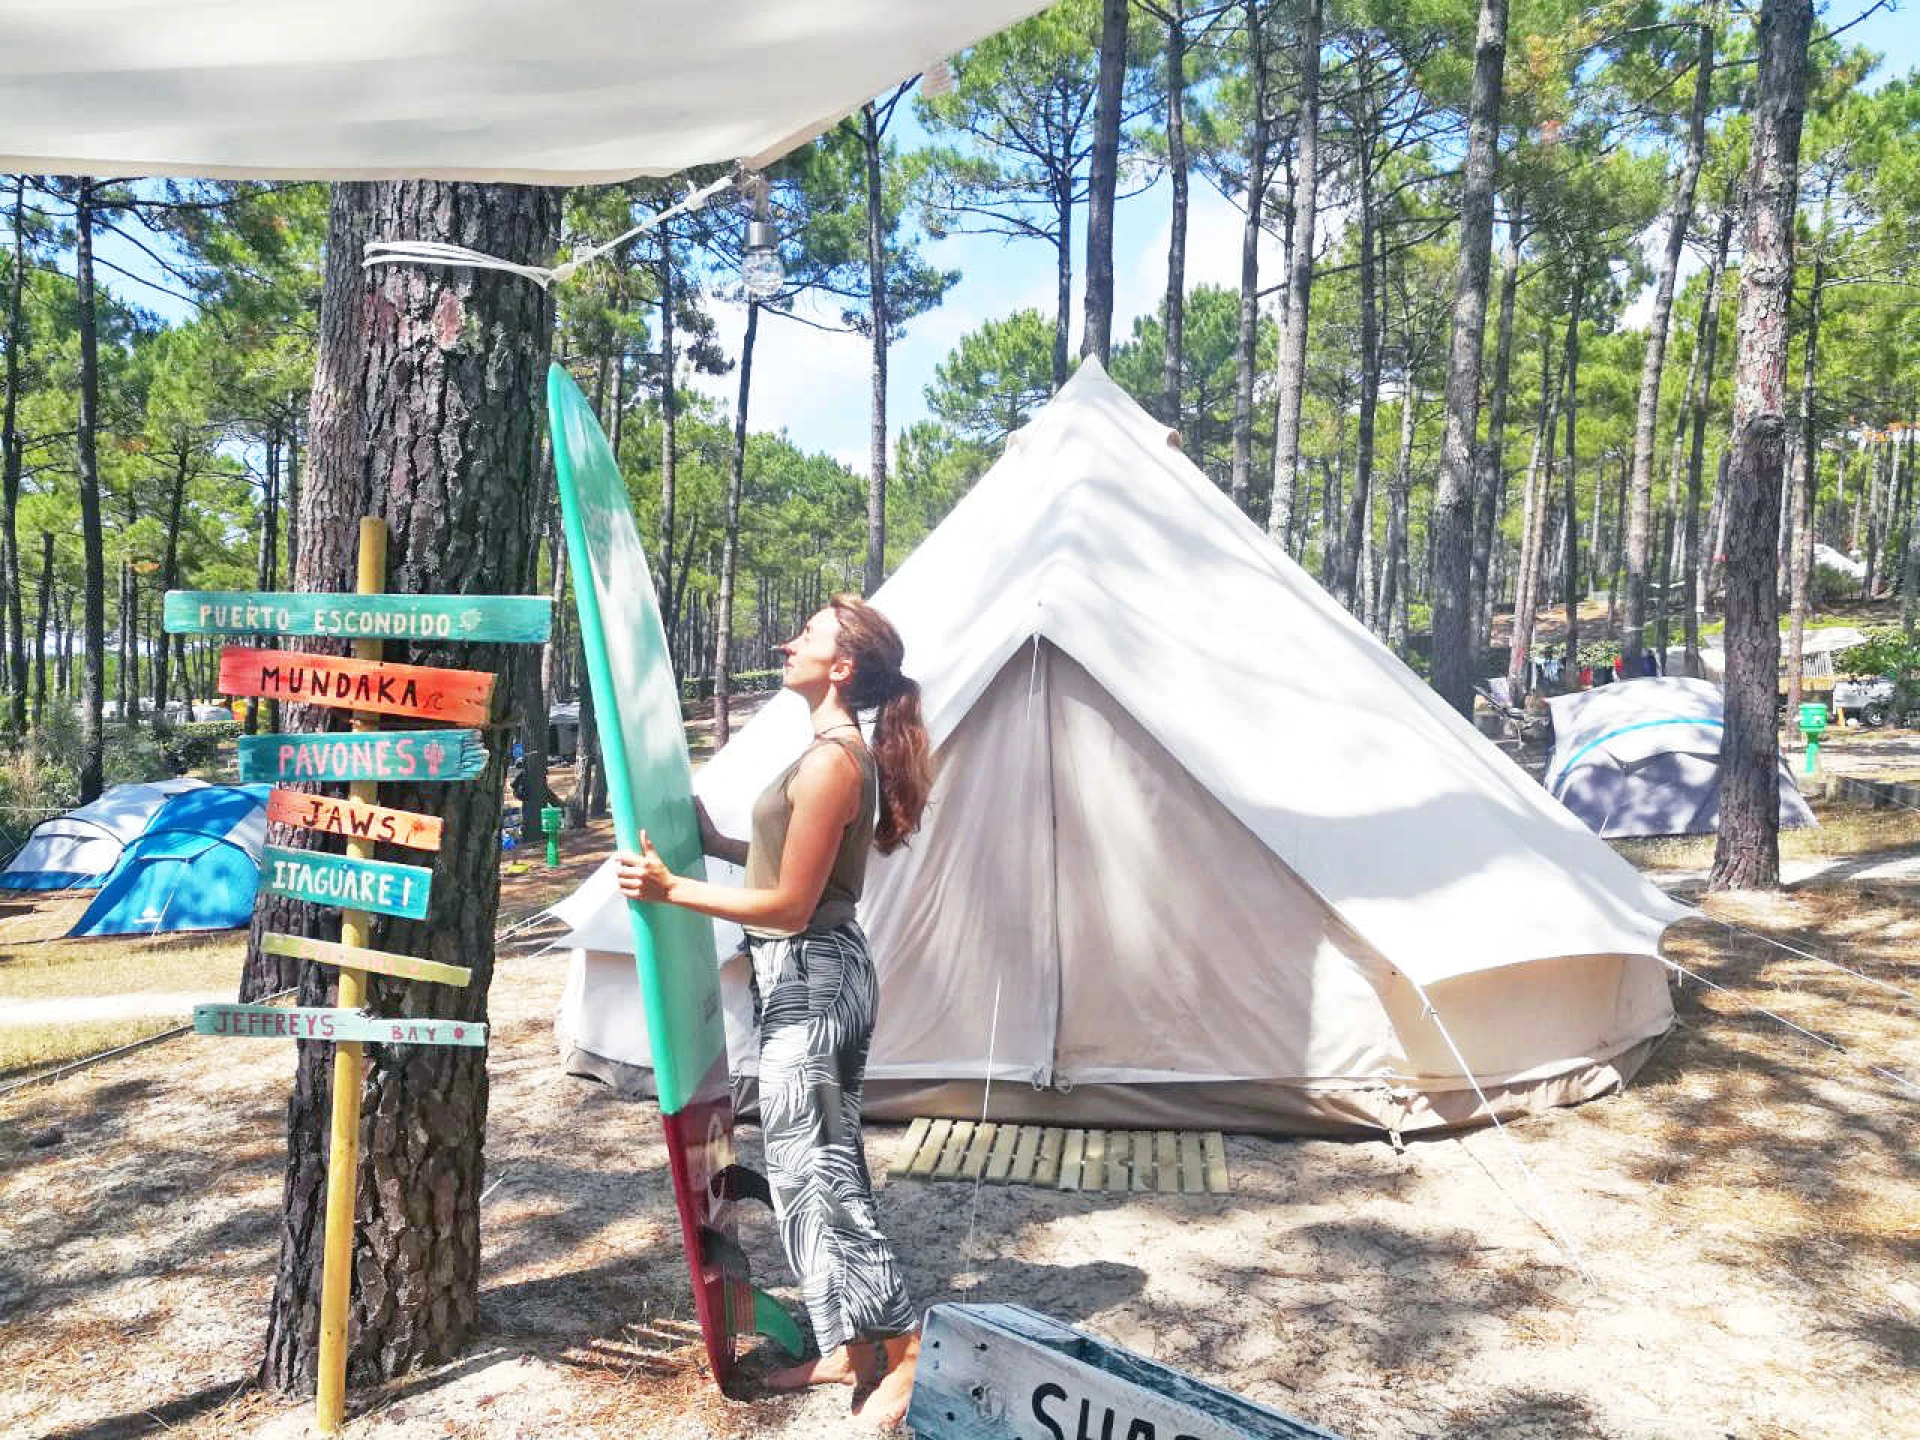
[1837,628,1920,724]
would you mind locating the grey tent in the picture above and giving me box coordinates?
[1546,678,1815,838]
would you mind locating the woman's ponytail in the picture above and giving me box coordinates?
[830,595,932,853]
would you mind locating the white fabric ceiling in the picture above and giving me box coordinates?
[0,0,1048,181]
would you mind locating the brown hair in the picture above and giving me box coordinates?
[830,594,930,854]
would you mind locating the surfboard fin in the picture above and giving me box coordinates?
[717,1163,774,1210]
[701,1227,806,1357]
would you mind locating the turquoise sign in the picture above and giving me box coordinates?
[262,845,433,920]
[237,730,487,784]
[194,1004,486,1047]
[165,589,552,644]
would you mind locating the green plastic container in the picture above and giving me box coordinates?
[1797,702,1828,736]
[540,805,565,866]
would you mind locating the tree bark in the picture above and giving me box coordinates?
[862,102,891,594]
[1624,25,1714,664]
[1161,0,1189,432]
[1082,0,1129,366]
[1507,336,1559,695]
[1681,206,1734,676]
[1338,122,1380,614]
[32,531,51,725]
[1710,0,1815,893]
[657,221,679,622]
[1472,215,1521,654]
[1267,0,1322,545]
[75,179,107,802]
[258,179,558,1389]
[1386,379,1417,654]
[1231,0,1271,514]
[1429,0,1507,715]
[152,441,192,720]
[1561,281,1583,669]
[1785,187,1828,720]
[714,300,758,748]
[3,175,27,735]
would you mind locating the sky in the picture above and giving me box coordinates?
[694,3,1919,473]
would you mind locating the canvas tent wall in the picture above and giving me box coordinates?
[67,785,270,936]
[0,779,207,890]
[1546,679,1815,840]
[0,1,1050,182]
[554,361,1683,1136]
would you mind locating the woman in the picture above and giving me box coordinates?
[616,594,931,1428]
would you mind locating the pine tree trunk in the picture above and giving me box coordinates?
[75,179,107,802]
[657,222,679,622]
[3,175,27,736]
[1230,0,1270,514]
[715,301,758,748]
[1681,208,1732,675]
[1338,132,1379,614]
[862,102,891,594]
[258,179,558,1388]
[1267,0,1322,544]
[152,442,191,719]
[1785,210,1826,720]
[32,531,51,725]
[1472,216,1521,654]
[1082,0,1128,366]
[1387,379,1417,654]
[1508,332,1558,694]
[1429,0,1507,715]
[1561,283,1583,669]
[1710,0,1815,893]
[1161,1,1189,432]
[1624,26,1714,663]
[1053,166,1073,392]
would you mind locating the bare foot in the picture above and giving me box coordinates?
[852,1334,920,1430]
[764,1345,858,1391]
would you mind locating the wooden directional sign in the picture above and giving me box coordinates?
[167,589,552,644]
[263,845,432,921]
[262,933,470,987]
[267,788,443,851]
[907,1304,1343,1440]
[219,647,495,725]
[194,1003,486,1047]
[238,730,487,784]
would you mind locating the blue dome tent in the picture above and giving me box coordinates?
[67,785,270,936]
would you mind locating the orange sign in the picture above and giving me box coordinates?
[267,787,443,852]
[219,646,494,724]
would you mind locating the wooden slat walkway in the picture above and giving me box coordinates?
[893,1122,1229,1195]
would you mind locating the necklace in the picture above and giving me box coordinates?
[813,721,862,738]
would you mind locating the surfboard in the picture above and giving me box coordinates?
[547,362,802,1388]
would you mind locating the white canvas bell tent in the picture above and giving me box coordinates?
[554,361,1684,1136]
[0,0,1048,183]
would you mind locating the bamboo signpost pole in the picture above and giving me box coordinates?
[317,516,387,1434]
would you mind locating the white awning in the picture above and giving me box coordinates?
[0,0,1047,182]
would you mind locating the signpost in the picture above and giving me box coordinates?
[194,1003,487,1047]
[237,729,487,784]
[166,589,552,644]
[261,845,434,921]
[165,517,551,1435]
[219,646,496,724]
[267,788,444,850]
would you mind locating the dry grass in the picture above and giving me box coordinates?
[0,930,243,1002]
[0,1013,189,1077]
[1613,793,1920,873]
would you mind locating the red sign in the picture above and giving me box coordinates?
[219,646,494,724]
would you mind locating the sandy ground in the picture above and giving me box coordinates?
[2,873,1915,1440]
[0,992,232,1027]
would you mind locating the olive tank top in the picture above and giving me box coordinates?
[742,734,876,939]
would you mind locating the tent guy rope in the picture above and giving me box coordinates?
[363,171,741,290]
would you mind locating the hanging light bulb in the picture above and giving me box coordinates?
[741,173,784,300]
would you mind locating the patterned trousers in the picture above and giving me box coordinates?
[748,922,917,1354]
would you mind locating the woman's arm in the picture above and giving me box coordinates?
[696,797,750,866]
[618,747,858,932]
